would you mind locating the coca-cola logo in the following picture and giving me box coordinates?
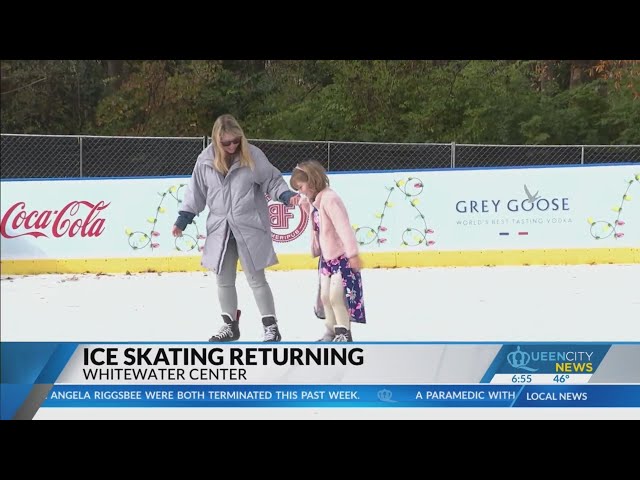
[1,200,110,239]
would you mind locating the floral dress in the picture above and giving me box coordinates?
[313,207,366,324]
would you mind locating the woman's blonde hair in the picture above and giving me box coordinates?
[211,114,254,174]
[289,160,329,198]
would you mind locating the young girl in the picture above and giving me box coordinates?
[290,161,366,342]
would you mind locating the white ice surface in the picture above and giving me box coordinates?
[2,264,639,342]
[4,264,639,419]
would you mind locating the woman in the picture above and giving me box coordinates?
[172,114,299,342]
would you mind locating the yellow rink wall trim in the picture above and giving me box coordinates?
[1,248,638,275]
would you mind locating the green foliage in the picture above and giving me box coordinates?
[95,61,224,136]
[2,60,639,144]
[1,60,105,134]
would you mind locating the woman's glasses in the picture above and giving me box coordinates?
[220,137,241,147]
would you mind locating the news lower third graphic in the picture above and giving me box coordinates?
[1,343,639,419]
[484,344,612,384]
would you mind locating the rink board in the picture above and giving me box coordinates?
[2,164,639,274]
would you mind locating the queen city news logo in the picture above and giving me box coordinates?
[507,346,594,374]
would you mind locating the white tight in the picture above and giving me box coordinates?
[319,272,350,331]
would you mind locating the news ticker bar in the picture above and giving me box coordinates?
[43,384,640,408]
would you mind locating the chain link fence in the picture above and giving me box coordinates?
[1,134,638,179]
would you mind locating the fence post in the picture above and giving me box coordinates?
[451,141,456,168]
[79,136,83,177]
[327,141,331,171]
[581,145,585,165]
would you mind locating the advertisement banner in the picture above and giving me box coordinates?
[1,165,638,267]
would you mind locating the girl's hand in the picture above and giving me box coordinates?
[171,225,183,237]
[348,255,362,272]
[289,193,302,206]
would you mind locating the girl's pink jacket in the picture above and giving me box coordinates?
[301,187,359,261]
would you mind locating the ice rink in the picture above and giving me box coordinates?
[2,264,639,343]
[3,263,639,419]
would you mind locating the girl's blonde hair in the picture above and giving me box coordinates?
[289,160,329,198]
[211,114,254,174]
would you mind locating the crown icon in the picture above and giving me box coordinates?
[377,389,395,402]
[508,346,531,368]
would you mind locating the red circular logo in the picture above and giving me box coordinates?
[266,196,309,243]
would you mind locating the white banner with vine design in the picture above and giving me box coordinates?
[1,164,638,261]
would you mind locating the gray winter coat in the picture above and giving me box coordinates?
[180,144,290,274]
